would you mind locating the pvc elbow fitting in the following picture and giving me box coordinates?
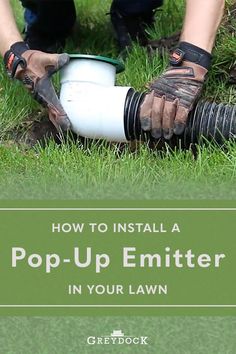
[60,55,135,142]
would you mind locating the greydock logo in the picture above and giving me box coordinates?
[87,329,148,345]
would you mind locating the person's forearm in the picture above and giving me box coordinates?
[181,0,225,53]
[0,0,22,56]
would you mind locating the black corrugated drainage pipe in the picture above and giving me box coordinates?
[125,88,236,146]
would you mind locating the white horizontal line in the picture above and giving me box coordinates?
[0,305,235,308]
[0,208,235,211]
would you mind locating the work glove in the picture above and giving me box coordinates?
[140,42,212,140]
[4,41,70,131]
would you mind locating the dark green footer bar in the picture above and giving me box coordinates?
[0,200,235,316]
[1,317,236,354]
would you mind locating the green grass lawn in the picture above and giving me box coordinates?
[0,0,236,199]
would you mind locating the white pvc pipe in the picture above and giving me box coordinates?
[60,57,131,142]
[61,58,116,87]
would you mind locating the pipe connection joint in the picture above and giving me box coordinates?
[60,54,143,142]
[60,54,236,146]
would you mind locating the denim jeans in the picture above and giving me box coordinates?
[20,0,164,38]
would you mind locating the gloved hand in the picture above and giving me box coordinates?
[140,42,211,140]
[4,41,70,131]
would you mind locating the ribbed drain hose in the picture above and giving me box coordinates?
[185,100,236,145]
[125,89,236,145]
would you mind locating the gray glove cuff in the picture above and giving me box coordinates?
[170,41,212,70]
[4,42,30,78]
